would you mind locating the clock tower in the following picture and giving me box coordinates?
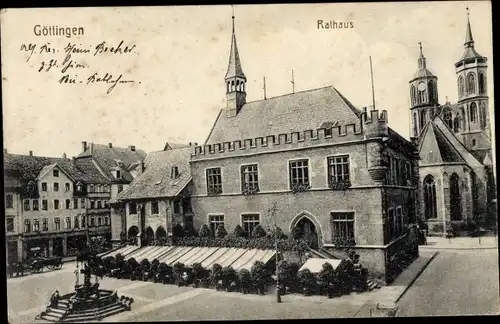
[409,42,439,138]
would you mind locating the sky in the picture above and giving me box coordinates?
[1,2,494,159]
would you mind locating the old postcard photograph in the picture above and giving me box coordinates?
[2,2,498,322]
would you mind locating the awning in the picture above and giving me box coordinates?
[298,258,344,274]
[237,249,276,271]
[201,248,230,269]
[185,247,219,267]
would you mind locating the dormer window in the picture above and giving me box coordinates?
[53,169,59,177]
[116,170,121,179]
[76,182,83,192]
[171,166,179,179]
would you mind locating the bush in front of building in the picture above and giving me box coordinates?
[238,269,252,294]
[211,263,223,289]
[233,225,247,238]
[216,225,228,238]
[297,268,316,296]
[199,224,211,238]
[251,224,267,238]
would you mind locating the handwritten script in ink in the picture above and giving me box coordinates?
[19,41,140,94]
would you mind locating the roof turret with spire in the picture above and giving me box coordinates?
[224,5,247,117]
[412,42,435,80]
[225,7,246,81]
[457,7,484,62]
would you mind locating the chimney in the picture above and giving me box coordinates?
[194,142,198,146]
[108,143,113,148]
[89,143,94,155]
[140,159,145,173]
[129,145,136,152]
[62,152,67,159]
[82,141,88,152]
[189,142,192,146]
[29,150,33,156]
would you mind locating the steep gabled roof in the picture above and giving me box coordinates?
[77,143,147,182]
[112,146,192,201]
[72,157,110,183]
[163,142,191,151]
[205,86,363,144]
[37,163,75,181]
[3,153,64,180]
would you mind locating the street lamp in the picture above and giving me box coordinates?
[275,223,282,303]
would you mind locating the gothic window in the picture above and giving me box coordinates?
[453,117,460,133]
[231,80,235,92]
[470,102,478,123]
[428,80,435,102]
[413,112,418,136]
[467,73,476,95]
[419,110,426,130]
[480,102,487,128]
[410,85,416,106]
[478,73,486,94]
[460,106,466,130]
[458,76,465,98]
[423,175,437,219]
[236,80,240,91]
[443,108,453,129]
[227,81,230,93]
[417,82,427,104]
[449,173,461,221]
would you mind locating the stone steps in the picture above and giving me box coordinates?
[367,280,381,291]
[39,300,129,322]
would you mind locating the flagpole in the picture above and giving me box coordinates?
[369,56,376,110]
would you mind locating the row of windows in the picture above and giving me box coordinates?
[128,199,185,216]
[205,156,352,195]
[22,198,109,211]
[410,80,437,106]
[457,72,486,98]
[16,215,110,233]
[27,181,111,193]
[386,156,412,186]
[386,206,405,243]
[207,212,358,243]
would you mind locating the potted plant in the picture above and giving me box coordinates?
[173,262,186,286]
[250,261,268,295]
[210,264,223,290]
[317,262,336,298]
[191,262,206,288]
[238,269,252,294]
[222,266,237,291]
[297,268,316,296]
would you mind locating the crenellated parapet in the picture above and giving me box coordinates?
[361,108,389,138]
[192,109,389,160]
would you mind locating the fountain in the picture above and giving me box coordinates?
[36,234,134,322]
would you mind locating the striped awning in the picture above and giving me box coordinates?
[298,258,343,274]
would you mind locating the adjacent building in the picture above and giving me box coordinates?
[4,151,108,262]
[110,143,194,246]
[409,11,496,234]
[74,142,147,245]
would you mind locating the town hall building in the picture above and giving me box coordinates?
[409,10,496,235]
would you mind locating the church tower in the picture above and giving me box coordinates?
[225,9,247,118]
[455,8,490,153]
[409,42,439,138]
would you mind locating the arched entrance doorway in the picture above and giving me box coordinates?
[128,226,139,244]
[156,226,167,244]
[290,212,321,250]
[450,173,462,220]
[144,227,155,246]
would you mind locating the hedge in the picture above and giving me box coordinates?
[174,236,309,252]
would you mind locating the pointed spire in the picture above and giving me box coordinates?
[418,42,427,69]
[225,5,246,80]
[464,7,474,47]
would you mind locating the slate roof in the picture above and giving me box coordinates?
[3,153,110,184]
[72,157,110,183]
[77,143,147,182]
[460,46,484,61]
[413,68,435,79]
[164,142,191,151]
[112,146,193,202]
[205,86,363,144]
[432,124,465,163]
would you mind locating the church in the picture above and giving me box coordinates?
[409,10,496,235]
